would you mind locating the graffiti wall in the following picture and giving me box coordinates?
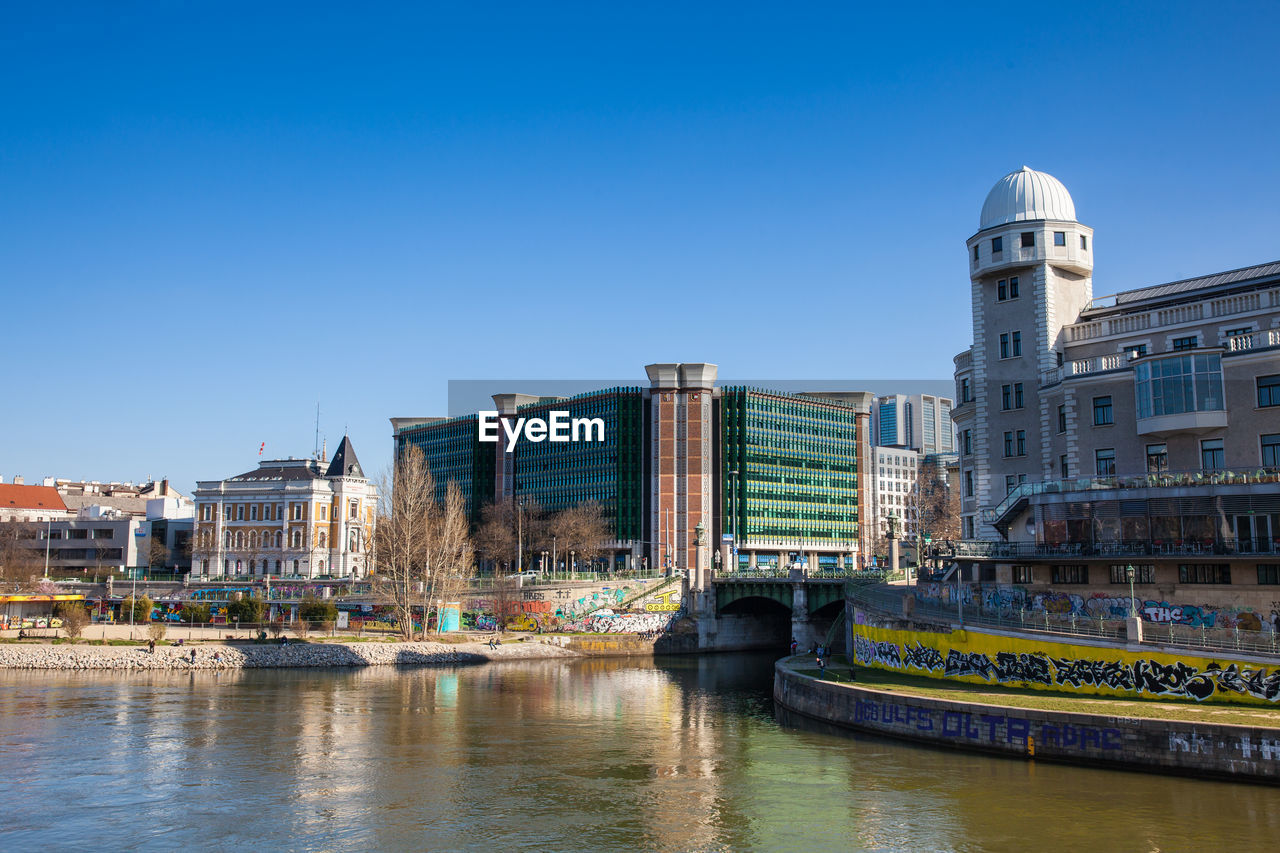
[914,583,1277,632]
[851,622,1280,705]
[560,610,681,634]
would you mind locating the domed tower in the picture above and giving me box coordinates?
[952,167,1093,539]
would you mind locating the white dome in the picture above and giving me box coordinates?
[979,166,1076,230]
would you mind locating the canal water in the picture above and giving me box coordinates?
[1,654,1276,852]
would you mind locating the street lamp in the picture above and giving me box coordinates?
[1125,565,1137,618]
[694,520,706,588]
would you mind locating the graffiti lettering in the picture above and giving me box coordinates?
[902,642,945,672]
[944,649,996,679]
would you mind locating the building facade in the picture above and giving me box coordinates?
[874,394,955,455]
[190,437,376,581]
[868,446,920,543]
[393,364,872,578]
[948,166,1280,623]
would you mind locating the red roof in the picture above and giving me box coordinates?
[0,484,68,512]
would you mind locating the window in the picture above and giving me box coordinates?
[223,504,232,521]
[1014,383,1024,408]
[69,529,88,540]
[1093,395,1113,426]
[1258,374,1280,408]
[1000,333,1010,359]
[973,245,980,261]
[1134,354,1224,419]
[1178,564,1230,584]
[291,529,302,548]
[1016,430,1026,456]
[291,504,302,521]
[201,505,211,521]
[93,528,113,540]
[1012,565,1034,584]
[236,504,244,521]
[1060,454,1069,478]
[250,505,258,521]
[1005,475,1017,494]
[1004,431,1014,457]
[992,236,1003,253]
[319,531,327,548]
[1009,276,1019,298]
[350,499,359,519]
[1057,404,1067,433]
[1021,231,1035,248]
[1201,438,1224,470]
[1012,331,1022,357]
[1223,326,1252,339]
[1146,443,1168,473]
[1002,384,1012,410]
[1051,565,1088,584]
[963,430,972,455]
[1054,231,1066,246]
[1096,448,1116,476]
[1110,565,1154,584]
[1262,434,1280,467]
[1125,344,1147,359]
[320,506,327,521]
[1172,335,1198,351]
[1257,565,1280,585]
[998,279,1007,301]
[964,470,974,497]
[1080,234,1088,250]
[961,378,972,403]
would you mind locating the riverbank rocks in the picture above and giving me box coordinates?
[0,640,580,671]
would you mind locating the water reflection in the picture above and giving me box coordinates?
[0,657,1276,851]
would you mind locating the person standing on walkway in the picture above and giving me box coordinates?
[790,638,798,657]
[190,648,197,665]
[148,638,155,655]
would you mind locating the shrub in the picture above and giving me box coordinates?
[268,619,284,640]
[57,604,91,639]
[180,603,211,624]
[298,594,337,624]
[225,595,265,624]
[124,595,154,624]
[147,622,167,643]
[293,620,310,640]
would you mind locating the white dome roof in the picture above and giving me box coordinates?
[980,166,1076,230]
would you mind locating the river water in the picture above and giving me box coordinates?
[0,654,1276,852]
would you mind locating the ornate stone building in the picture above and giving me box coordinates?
[191,437,376,580]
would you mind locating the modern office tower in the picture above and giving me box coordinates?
[873,394,954,455]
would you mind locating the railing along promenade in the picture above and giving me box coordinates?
[949,537,1280,559]
[847,582,1280,658]
[982,465,1280,525]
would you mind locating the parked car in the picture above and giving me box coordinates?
[505,570,538,581]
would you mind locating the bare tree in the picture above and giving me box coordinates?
[914,458,960,559]
[0,523,43,588]
[547,501,609,569]
[374,446,476,640]
[148,536,170,571]
[474,501,517,574]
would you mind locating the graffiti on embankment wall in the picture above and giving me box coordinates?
[560,610,681,634]
[851,622,1280,705]
[774,669,1280,779]
[915,583,1278,632]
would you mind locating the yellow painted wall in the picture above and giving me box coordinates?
[851,622,1280,706]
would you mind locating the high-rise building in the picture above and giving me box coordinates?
[393,364,873,576]
[873,394,954,454]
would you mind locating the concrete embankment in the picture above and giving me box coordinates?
[774,659,1280,784]
[0,640,579,671]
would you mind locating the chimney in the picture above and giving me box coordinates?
[161,478,170,496]
[12,475,23,485]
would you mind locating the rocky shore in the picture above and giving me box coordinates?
[0,639,580,671]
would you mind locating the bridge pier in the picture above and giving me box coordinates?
[790,584,823,651]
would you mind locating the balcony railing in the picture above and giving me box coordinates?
[1069,285,1280,343]
[981,466,1280,525]
[950,538,1280,559]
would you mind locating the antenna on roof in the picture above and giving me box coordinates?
[314,402,321,460]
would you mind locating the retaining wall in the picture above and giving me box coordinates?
[774,662,1280,784]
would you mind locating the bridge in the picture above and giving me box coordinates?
[696,570,883,651]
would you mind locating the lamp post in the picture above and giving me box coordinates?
[43,519,52,580]
[712,549,721,578]
[694,520,706,589]
[516,497,526,573]
[552,534,557,581]
[1125,565,1137,618]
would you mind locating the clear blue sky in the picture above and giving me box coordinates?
[3,2,1277,492]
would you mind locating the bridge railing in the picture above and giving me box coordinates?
[846,583,1280,658]
[713,568,888,583]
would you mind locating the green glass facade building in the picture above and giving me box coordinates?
[393,414,495,522]
[513,387,644,542]
[720,388,860,566]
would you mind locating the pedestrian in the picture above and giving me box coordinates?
[790,638,798,657]
[817,655,826,678]
[148,638,155,655]
[190,648,196,665]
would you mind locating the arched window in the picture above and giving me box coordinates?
[317,560,325,574]
[275,531,282,549]
[291,529,302,549]
[319,531,327,548]
[349,532,360,552]
[224,530,231,548]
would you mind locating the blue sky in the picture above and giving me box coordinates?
[3,2,1277,492]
